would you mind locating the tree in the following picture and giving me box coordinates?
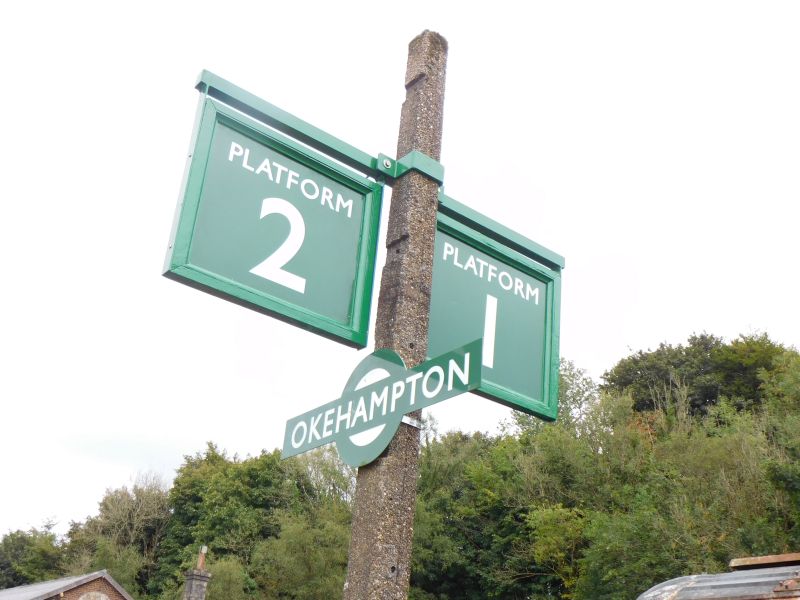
[537,506,586,595]
[512,359,599,434]
[602,333,723,412]
[761,350,800,547]
[711,333,786,409]
[61,474,170,598]
[412,432,562,599]
[250,501,350,599]
[149,443,314,597]
[207,556,253,600]
[602,333,785,413]
[0,524,62,589]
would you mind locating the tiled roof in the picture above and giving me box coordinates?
[0,570,134,600]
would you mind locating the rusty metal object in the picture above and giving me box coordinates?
[731,553,800,571]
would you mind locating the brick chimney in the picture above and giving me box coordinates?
[183,545,211,600]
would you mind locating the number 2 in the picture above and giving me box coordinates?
[249,197,307,294]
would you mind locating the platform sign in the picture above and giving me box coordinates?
[165,94,383,348]
[428,195,564,419]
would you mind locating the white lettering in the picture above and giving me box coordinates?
[242,148,256,172]
[309,413,323,442]
[448,353,470,391]
[391,380,405,413]
[255,158,274,180]
[527,284,540,304]
[476,257,488,278]
[226,140,355,219]
[423,366,445,399]
[228,142,244,162]
[514,278,524,298]
[291,421,307,449]
[440,239,542,305]
[322,408,335,438]
[464,254,478,276]
[405,372,424,406]
[321,187,334,210]
[301,178,319,200]
[443,241,455,261]
[369,386,389,421]
[336,400,352,433]
[352,396,368,426]
[273,162,288,184]
[336,193,353,218]
[453,246,464,269]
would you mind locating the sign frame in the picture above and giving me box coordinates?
[164,74,384,348]
[429,193,564,419]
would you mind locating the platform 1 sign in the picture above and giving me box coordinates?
[164,90,383,348]
[428,195,564,419]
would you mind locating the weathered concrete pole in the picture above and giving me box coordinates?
[342,30,448,600]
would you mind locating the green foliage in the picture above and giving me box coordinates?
[207,556,253,600]
[4,333,798,600]
[526,505,586,597]
[0,524,62,589]
[712,333,786,409]
[60,474,170,598]
[761,350,800,547]
[602,333,723,412]
[149,443,314,597]
[411,338,800,599]
[250,501,350,599]
[513,359,598,433]
[412,432,563,599]
[92,538,146,599]
[574,504,686,600]
[602,333,786,413]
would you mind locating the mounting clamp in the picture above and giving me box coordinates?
[377,151,444,185]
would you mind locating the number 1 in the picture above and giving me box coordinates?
[483,294,497,368]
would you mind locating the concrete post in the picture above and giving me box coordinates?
[342,30,448,600]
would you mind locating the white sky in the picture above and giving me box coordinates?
[1,1,799,536]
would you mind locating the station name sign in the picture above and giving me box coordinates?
[282,340,482,467]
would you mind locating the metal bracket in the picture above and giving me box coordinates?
[377,151,444,185]
[401,415,423,429]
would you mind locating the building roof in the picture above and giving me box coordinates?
[638,564,800,599]
[0,570,135,600]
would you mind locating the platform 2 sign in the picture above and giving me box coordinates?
[428,195,564,419]
[164,97,383,348]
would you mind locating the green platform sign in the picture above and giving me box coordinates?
[165,74,383,348]
[428,195,564,419]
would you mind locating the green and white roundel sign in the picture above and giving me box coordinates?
[165,98,383,348]
[282,340,482,467]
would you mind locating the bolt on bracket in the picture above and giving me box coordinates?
[376,151,444,185]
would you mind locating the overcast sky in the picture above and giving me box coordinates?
[2,1,799,536]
